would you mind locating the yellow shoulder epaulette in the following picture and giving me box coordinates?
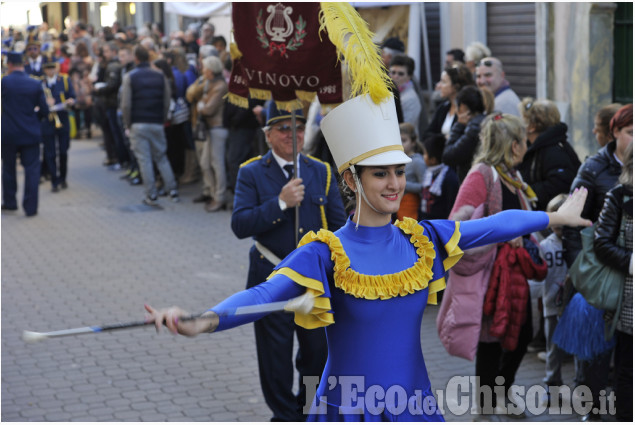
[240,155,262,168]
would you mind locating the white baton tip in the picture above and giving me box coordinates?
[284,293,315,315]
[22,331,48,343]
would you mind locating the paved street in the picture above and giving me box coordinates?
[3,138,585,421]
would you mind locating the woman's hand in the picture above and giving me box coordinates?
[457,109,472,125]
[144,304,219,336]
[547,187,593,228]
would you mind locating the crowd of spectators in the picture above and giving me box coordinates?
[2,19,632,421]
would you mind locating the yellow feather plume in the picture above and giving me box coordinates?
[319,2,392,105]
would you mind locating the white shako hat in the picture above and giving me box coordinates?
[320,94,411,174]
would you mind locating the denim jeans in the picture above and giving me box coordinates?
[129,123,177,199]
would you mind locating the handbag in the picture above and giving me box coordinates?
[569,223,626,311]
[194,118,208,141]
[168,97,190,125]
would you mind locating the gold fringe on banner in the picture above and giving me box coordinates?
[227,92,249,109]
[229,42,242,61]
[248,88,272,101]
[319,2,392,105]
[295,90,317,103]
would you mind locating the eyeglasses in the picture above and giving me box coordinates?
[390,70,406,77]
[273,124,305,134]
[478,59,493,67]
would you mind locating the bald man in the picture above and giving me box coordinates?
[476,57,521,117]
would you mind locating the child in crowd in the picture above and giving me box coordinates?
[397,123,426,221]
[420,134,459,220]
[537,193,569,404]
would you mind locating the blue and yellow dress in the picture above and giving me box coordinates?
[211,211,549,421]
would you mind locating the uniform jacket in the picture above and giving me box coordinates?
[24,55,48,77]
[483,242,548,351]
[1,70,48,145]
[518,123,580,211]
[562,140,622,266]
[232,151,347,263]
[41,73,76,134]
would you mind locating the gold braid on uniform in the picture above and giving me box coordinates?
[307,155,332,230]
[239,155,262,168]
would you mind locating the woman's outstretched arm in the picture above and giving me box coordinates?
[458,187,591,250]
[145,274,305,336]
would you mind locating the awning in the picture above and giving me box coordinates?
[164,2,231,18]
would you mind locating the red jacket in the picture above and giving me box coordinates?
[483,243,548,351]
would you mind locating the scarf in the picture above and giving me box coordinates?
[422,164,449,196]
[495,165,537,211]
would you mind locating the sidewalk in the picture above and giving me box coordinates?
[2,139,588,421]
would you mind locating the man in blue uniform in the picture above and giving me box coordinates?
[41,61,75,191]
[1,52,49,216]
[23,29,48,78]
[231,104,347,421]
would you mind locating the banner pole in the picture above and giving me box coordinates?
[292,110,299,247]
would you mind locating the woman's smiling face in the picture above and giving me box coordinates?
[358,165,407,216]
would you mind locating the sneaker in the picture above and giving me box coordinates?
[537,351,547,362]
[157,188,167,197]
[108,163,122,171]
[169,190,180,203]
[143,195,159,207]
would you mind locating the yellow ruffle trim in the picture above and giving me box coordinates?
[268,217,464,328]
[268,268,335,329]
[298,217,444,303]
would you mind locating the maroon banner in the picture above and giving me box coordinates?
[228,2,343,109]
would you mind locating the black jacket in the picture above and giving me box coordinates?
[518,123,581,211]
[222,97,264,130]
[562,140,623,266]
[422,100,455,141]
[594,184,632,273]
[94,59,123,109]
[442,113,485,183]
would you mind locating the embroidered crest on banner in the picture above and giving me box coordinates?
[257,3,306,58]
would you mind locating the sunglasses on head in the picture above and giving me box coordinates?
[479,59,493,67]
[273,124,305,134]
[524,100,534,111]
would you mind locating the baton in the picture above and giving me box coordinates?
[23,294,314,343]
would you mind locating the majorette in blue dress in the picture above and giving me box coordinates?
[211,210,549,421]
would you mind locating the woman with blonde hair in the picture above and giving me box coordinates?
[440,113,547,417]
[518,98,581,211]
[396,122,426,221]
